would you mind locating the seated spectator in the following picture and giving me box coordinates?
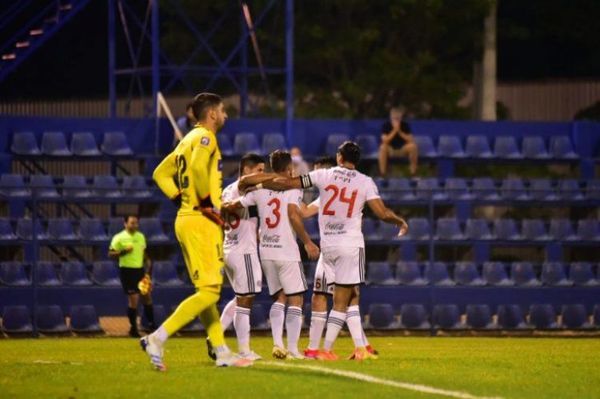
[291,146,310,176]
[176,102,197,137]
[379,106,418,176]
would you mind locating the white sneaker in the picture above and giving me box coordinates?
[239,350,262,361]
[140,335,166,372]
[287,351,306,360]
[215,352,253,367]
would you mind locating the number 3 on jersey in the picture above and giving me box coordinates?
[265,198,281,228]
[323,184,357,218]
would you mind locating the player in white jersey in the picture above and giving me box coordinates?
[205,154,266,361]
[241,141,408,361]
[224,150,320,360]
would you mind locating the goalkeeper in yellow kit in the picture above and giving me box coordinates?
[140,93,252,370]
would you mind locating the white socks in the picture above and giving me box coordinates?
[233,306,251,354]
[346,305,365,348]
[285,306,303,354]
[269,302,286,348]
[323,310,346,351]
[308,311,327,350]
[220,298,237,331]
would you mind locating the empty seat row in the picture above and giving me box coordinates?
[1,304,103,334]
[0,174,153,198]
[376,177,600,201]
[11,131,133,156]
[365,303,600,330]
[0,217,170,242]
[223,132,288,156]
[365,261,599,287]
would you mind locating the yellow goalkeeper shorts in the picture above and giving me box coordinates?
[175,214,224,289]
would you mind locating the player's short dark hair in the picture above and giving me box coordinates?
[239,153,265,175]
[337,141,361,165]
[191,92,222,120]
[123,215,139,223]
[270,150,292,173]
[314,156,337,169]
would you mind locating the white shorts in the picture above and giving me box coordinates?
[224,252,262,296]
[261,259,308,296]
[321,246,366,286]
[313,255,335,295]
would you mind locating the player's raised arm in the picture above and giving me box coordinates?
[367,197,408,237]
[288,202,320,260]
[152,151,180,201]
[238,172,279,192]
[301,198,319,219]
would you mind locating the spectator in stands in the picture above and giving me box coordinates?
[176,102,197,136]
[379,106,418,176]
[291,146,310,176]
[109,215,155,337]
[313,155,337,170]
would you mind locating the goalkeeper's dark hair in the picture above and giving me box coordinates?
[337,141,361,166]
[123,214,139,223]
[314,156,337,169]
[269,150,292,173]
[239,153,265,176]
[191,92,222,120]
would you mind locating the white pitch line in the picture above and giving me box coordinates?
[261,361,503,399]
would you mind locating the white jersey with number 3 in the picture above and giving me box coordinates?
[306,166,380,248]
[240,188,303,261]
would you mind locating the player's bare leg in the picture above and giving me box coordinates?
[318,285,353,361]
[378,144,391,176]
[285,293,305,359]
[235,295,261,360]
[398,142,419,176]
[305,292,328,358]
[270,290,288,359]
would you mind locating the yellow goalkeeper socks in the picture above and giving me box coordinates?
[162,288,220,337]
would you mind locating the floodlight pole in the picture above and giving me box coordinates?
[108,0,116,118]
[151,0,159,117]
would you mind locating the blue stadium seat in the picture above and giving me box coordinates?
[262,132,287,154]
[433,304,464,329]
[219,135,234,156]
[70,305,103,333]
[569,262,598,286]
[140,218,169,242]
[399,304,430,329]
[561,304,592,329]
[37,262,61,286]
[233,132,261,155]
[403,217,431,240]
[413,135,437,157]
[396,262,427,286]
[325,134,350,155]
[424,262,455,286]
[108,218,125,236]
[0,218,17,240]
[30,175,59,198]
[465,135,492,158]
[41,131,72,156]
[445,178,473,200]
[472,177,500,200]
[36,305,69,333]
[304,217,319,239]
[80,219,108,242]
[362,219,381,241]
[379,222,401,240]
[367,262,397,285]
[0,262,30,286]
[91,261,120,286]
[122,176,152,198]
[454,262,485,286]
[465,218,493,240]
[529,304,559,329]
[62,175,91,198]
[483,262,513,286]
[511,262,541,287]
[16,219,47,240]
[493,136,522,159]
[585,180,600,200]
[466,304,496,329]
[541,262,571,286]
[93,175,122,198]
[142,304,166,331]
[521,219,550,241]
[550,136,577,159]
[101,131,133,155]
[48,218,79,241]
[549,219,577,241]
[435,218,464,240]
[367,303,400,329]
[355,135,379,158]
[558,179,584,200]
[437,135,465,158]
[71,132,101,156]
[522,136,550,159]
[385,178,415,201]
[11,131,41,155]
[152,261,183,286]
[2,305,33,333]
[493,219,521,241]
[250,303,270,330]
[416,178,447,200]
[501,178,529,201]
[529,179,557,201]
[60,262,92,286]
[577,219,600,241]
[497,305,530,330]
[0,173,30,197]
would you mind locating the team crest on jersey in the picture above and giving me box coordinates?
[201,136,210,146]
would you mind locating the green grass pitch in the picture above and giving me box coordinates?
[1,336,598,398]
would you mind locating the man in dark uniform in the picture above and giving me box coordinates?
[378,106,419,176]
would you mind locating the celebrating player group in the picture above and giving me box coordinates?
[142,92,408,371]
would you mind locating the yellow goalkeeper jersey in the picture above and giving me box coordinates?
[153,125,223,216]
